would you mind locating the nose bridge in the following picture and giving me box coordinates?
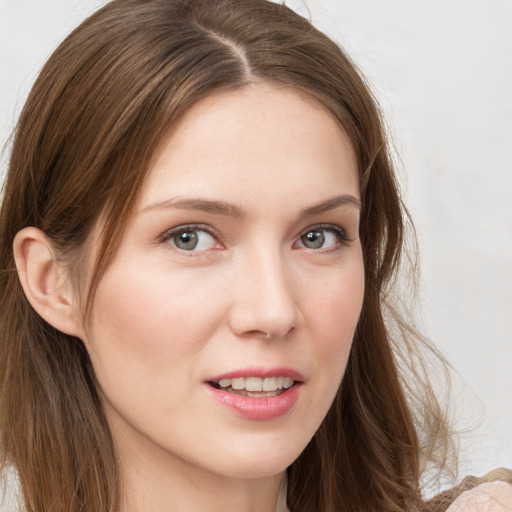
[229,243,299,338]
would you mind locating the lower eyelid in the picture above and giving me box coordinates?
[157,224,354,252]
[158,225,221,249]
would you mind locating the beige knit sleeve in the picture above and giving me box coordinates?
[446,481,512,512]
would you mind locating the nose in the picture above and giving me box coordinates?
[228,248,302,339]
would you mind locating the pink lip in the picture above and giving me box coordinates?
[204,366,304,421]
[206,366,304,382]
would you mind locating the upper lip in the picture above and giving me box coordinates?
[205,366,304,383]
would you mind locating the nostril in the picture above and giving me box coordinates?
[227,293,300,339]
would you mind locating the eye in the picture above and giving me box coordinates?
[162,226,219,252]
[296,226,349,250]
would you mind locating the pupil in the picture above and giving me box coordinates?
[304,230,324,249]
[175,231,198,250]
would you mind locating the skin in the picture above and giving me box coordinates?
[56,83,365,511]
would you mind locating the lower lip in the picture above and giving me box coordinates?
[205,383,302,421]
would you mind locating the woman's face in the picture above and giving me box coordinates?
[79,83,364,482]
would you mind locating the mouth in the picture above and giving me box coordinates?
[204,367,304,420]
[207,376,296,397]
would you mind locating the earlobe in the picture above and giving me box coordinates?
[13,227,83,338]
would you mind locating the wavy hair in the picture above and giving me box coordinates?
[1,1,453,510]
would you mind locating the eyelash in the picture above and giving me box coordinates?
[158,223,353,253]
[296,224,353,252]
[158,224,222,251]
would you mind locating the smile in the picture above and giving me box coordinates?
[209,376,295,397]
[205,368,303,420]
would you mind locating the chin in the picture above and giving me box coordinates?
[201,433,308,480]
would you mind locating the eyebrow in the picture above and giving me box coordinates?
[301,194,361,215]
[142,198,245,218]
[142,194,361,218]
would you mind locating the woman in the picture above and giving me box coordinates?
[0,0,510,511]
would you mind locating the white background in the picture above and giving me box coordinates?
[1,0,511,483]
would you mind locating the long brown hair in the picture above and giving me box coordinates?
[0,1,452,510]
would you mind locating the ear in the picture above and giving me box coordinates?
[13,227,84,338]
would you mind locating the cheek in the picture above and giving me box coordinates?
[307,265,364,352]
[300,259,364,400]
[91,263,218,338]
[284,263,364,453]
[81,262,233,447]
[83,262,227,391]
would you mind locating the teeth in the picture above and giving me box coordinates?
[231,378,245,390]
[245,377,263,392]
[263,377,277,392]
[216,376,295,392]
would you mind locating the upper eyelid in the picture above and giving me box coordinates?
[298,223,353,240]
[157,222,354,248]
[158,223,222,243]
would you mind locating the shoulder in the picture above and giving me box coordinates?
[446,481,512,512]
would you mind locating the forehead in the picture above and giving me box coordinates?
[139,82,359,212]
